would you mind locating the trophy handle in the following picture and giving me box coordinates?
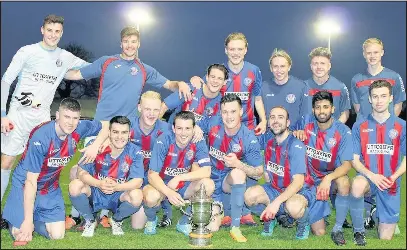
[211,201,224,217]
[179,200,192,218]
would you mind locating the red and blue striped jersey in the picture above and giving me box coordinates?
[305,76,351,120]
[352,114,406,192]
[222,61,262,130]
[81,141,144,185]
[295,115,353,186]
[129,116,170,171]
[12,120,102,195]
[164,83,221,127]
[201,115,263,178]
[149,131,211,183]
[261,133,307,193]
[351,68,406,120]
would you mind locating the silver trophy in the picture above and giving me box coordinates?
[180,183,223,247]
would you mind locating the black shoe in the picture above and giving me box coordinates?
[331,231,346,246]
[364,205,376,230]
[1,214,8,230]
[277,214,295,228]
[353,232,367,246]
[343,218,352,229]
[158,215,172,228]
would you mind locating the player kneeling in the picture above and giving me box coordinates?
[245,106,311,240]
[68,116,144,237]
[143,111,214,236]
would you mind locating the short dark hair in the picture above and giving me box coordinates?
[43,14,64,27]
[270,105,290,120]
[173,111,195,127]
[312,91,333,108]
[220,94,242,108]
[59,97,81,112]
[109,116,131,130]
[369,80,393,96]
[207,64,229,80]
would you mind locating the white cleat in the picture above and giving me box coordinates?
[81,220,97,237]
[110,217,124,236]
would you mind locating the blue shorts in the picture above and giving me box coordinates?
[3,186,65,229]
[90,187,124,214]
[176,181,192,198]
[211,172,259,202]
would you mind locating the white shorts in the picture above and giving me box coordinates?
[1,107,50,156]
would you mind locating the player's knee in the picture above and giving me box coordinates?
[285,199,306,220]
[351,177,368,198]
[68,179,85,196]
[69,166,79,181]
[128,189,143,207]
[49,230,65,240]
[229,169,246,184]
[336,176,350,196]
[244,185,261,207]
[143,188,161,207]
[131,209,146,230]
[200,178,215,196]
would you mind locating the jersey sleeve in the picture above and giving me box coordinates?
[253,67,263,96]
[1,46,29,85]
[243,133,263,167]
[400,122,406,157]
[352,123,362,156]
[194,140,211,168]
[79,56,109,80]
[163,82,193,109]
[288,140,307,176]
[294,114,307,130]
[337,128,354,165]
[350,76,360,105]
[76,120,102,138]
[148,134,169,173]
[80,162,95,175]
[128,148,145,179]
[144,64,169,89]
[339,84,351,113]
[25,134,48,174]
[393,74,406,104]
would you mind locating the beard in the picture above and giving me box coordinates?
[270,124,287,136]
[315,112,332,123]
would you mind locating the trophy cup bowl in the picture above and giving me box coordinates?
[180,183,223,247]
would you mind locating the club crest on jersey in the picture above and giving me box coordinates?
[286,94,296,104]
[121,162,130,173]
[205,107,214,116]
[130,67,138,76]
[56,59,63,67]
[186,149,195,161]
[232,144,241,153]
[328,138,337,148]
[388,129,399,140]
[244,77,253,86]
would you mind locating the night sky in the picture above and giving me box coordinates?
[1,2,406,98]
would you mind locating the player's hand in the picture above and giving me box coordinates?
[223,153,239,168]
[192,125,204,143]
[98,178,115,194]
[167,176,182,191]
[78,143,99,166]
[1,116,14,135]
[254,120,267,135]
[98,138,110,153]
[292,130,307,141]
[316,176,332,200]
[178,81,192,101]
[15,220,34,242]
[369,173,393,191]
[166,189,185,207]
[260,201,281,221]
[190,76,204,89]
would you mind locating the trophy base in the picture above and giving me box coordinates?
[189,232,213,247]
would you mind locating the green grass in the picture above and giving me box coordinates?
[1,147,406,249]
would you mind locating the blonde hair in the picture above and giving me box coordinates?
[140,91,161,104]
[120,26,140,41]
[225,32,248,48]
[363,38,384,51]
[269,48,292,66]
[309,47,332,60]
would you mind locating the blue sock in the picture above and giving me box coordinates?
[179,206,191,225]
[349,195,365,233]
[330,192,337,208]
[242,204,251,216]
[231,183,246,227]
[333,194,349,232]
[100,209,109,219]
[297,207,309,227]
[144,204,159,222]
[222,192,231,217]
[69,193,94,221]
[113,201,140,222]
[249,204,266,217]
[71,206,80,218]
[33,221,50,239]
[162,199,173,219]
